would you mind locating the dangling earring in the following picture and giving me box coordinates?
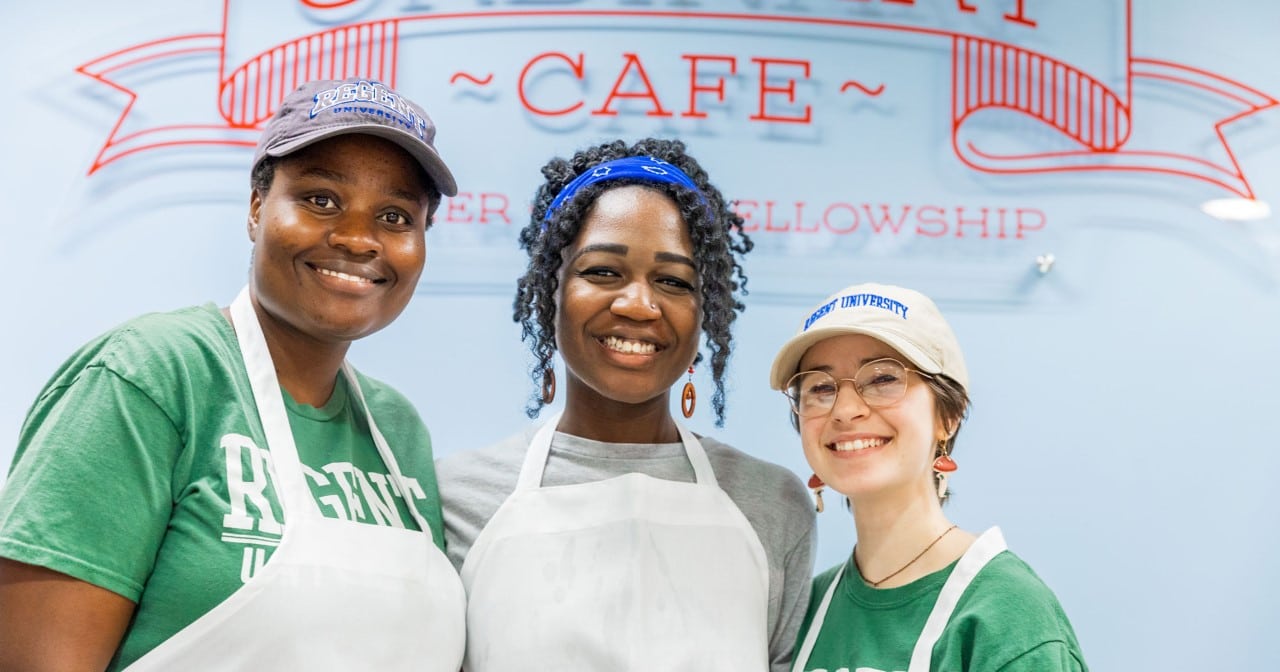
[541,367,556,405]
[933,441,957,500]
[681,365,696,418]
[808,474,825,513]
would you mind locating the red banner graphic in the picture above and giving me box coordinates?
[77,0,1276,199]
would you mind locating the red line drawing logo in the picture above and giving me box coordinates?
[77,1,1275,199]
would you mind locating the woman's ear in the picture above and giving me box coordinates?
[935,420,956,444]
[247,190,263,242]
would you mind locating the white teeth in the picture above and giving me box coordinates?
[831,438,887,452]
[603,335,657,354]
[317,267,375,284]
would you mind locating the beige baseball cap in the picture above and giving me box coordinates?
[768,282,969,391]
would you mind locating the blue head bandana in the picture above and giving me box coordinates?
[542,155,709,227]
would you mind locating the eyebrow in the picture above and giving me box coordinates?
[804,356,897,372]
[296,166,425,205]
[569,243,628,265]
[298,166,348,183]
[655,251,696,268]
[570,244,696,268]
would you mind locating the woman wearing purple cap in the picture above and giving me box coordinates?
[437,138,816,671]
[0,79,464,671]
[770,283,1087,671]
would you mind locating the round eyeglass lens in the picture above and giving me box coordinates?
[786,371,839,417]
[784,358,912,417]
[853,359,909,407]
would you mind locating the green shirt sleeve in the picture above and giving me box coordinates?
[996,639,1089,672]
[0,363,180,601]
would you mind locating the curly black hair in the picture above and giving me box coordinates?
[513,138,753,427]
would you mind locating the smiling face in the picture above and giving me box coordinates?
[555,185,702,414]
[797,333,949,505]
[248,133,430,348]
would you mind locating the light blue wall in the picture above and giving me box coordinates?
[3,1,1278,669]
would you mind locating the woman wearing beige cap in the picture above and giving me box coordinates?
[771,282,1087,672]
[0,78,464,671]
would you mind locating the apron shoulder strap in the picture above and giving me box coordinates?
[515,412,563,491]
[340,361,432,535]
[673,420,718,488]
[906,526,1007,672]
[230,286,314,520]
[790,562,846,672]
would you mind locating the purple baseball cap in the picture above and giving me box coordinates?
[252,78,457,196]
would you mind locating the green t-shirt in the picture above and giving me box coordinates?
[795,550,1088,672]
[0,304,445,670]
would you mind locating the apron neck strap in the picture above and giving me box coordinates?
[789,562,846,672]
[673,419,717,486]
[906,526,1007,672]
[230,286,313,519]
[341,361,432,533]
[515,411,719,491]
[229,286,432,536]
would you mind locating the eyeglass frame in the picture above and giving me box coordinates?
[782,357,936,418]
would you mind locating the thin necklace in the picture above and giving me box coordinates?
[852,524,958,588]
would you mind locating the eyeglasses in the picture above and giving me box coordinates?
[783,358,933,418]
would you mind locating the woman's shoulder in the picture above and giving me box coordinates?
[698,435,808,491]
[94,302,226,358]
[699,436,811,510]
[435,425,534,481]
[812,561,844,593]
[968,549,1069,610]
[110,302,227,341]
[41,304,231,390]
[696,434,815,541]
[945,546,1087,669]
[347,368,420,416]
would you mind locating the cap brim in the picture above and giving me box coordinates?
[768,326,943,390]
[264,124,458,197]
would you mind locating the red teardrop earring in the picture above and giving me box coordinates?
[681,365,696,418]
[933,443,957,500]
[808,474,826,513]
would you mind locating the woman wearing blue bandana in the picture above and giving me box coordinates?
[437,138,816,671]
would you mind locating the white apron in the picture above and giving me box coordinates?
[459,412,771,671]
[790,527,1008,672]
[125,286,465,671]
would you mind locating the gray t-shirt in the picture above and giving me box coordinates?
[437,425,816,672]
